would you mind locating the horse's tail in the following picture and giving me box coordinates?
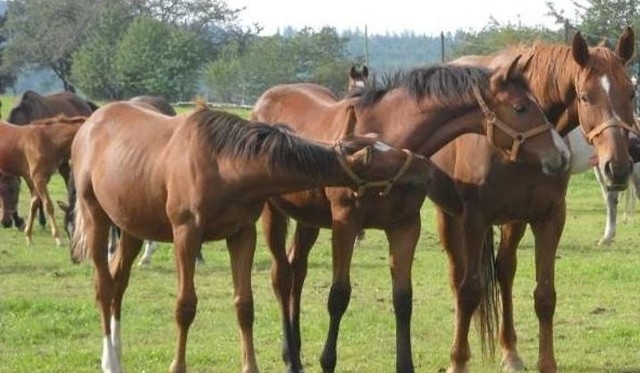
[70,195,89,264]
[474,225,500,360]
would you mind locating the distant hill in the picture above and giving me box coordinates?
[344,29,455,73]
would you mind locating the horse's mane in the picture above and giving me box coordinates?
[357,64,492,109]
[30,115,87,126]
[191,108,334,176]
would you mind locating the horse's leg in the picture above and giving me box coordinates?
[289,223,320,361]
[138,240,158,267]
[108,231,143,364]
[78,195,118,372]
[384,214,420,373]
[319,213,359,373]
[496,223,527,372]
[261,202,303,372]
[442,209,488,373]
[594,166,617,245]
[22,179,39,245]
[32,173,62,246]
[169,222,201,373]
[529,204,565,373]
[227,224,259,373]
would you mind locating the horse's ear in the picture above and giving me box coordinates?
[491,54,522,89]
[615,26,635,65]
[339,105,358,138]
[349,65,357,79]
[362,65,369,78]
[572,31,590,67]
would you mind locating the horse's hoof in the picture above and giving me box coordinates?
[169,360,186,373]
[55,238,62,247]
[25,237,32,246]
[597,237,613,246]
[501,356,525,372]
[446,366,469,373]
[138,259,151,268]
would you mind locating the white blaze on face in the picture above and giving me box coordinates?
[600,75,622,121]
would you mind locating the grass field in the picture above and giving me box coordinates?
[0,101,639,372]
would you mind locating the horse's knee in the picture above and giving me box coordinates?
[457,279,482,312]
[534,284,556,321]
[235,298,254,329]
[327,282,351,316]
[392,286,413,322]
[175,297,198,327]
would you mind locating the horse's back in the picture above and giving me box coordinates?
[252,83,347,141]
[129,95,176,116]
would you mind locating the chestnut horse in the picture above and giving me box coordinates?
[252,61,570,372]
[0,116,86,245]
[8,90,96,228]
[69,102,434,373]
[433,28,636,372]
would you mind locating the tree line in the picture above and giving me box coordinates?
[0,0,637,104]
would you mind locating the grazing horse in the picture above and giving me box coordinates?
[0,116,87,245]
[7,90,95,228]
[0,173,24,229]
[69,101,434,373]
[252,61,569,372]
[436,28,636,372]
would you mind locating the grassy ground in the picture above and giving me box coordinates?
[0,100,639,372]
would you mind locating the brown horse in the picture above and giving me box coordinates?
[8,90,96,228]
[432,28,636,372]
[251,61,570,372]
[0,116,86,245]
[69,101,434,373]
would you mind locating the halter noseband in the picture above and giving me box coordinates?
[333,140,414,197]
[471,85,554,161]
[582,117,640,144]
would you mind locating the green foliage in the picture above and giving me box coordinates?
[203,27,352,104]
[70,4,132,99]
[114,16,206,101]
[449,24,563,59]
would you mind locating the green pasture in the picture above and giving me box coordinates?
[0,101,639,372]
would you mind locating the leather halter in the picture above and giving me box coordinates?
[333,140,414,197]
[471,85,554,161]
[581,117,640,144]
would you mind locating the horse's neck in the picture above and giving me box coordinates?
[416,108,488,158]
[47,123,82,149]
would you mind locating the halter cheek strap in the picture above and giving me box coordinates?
[333,141,414,197]
[471,85,554,161]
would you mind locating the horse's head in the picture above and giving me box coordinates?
[348,65,369,94]
[0,174,20,229]
[8,91,45,125]
[571,28,635,191]
[334,106,432,196]
[480,56,570,175]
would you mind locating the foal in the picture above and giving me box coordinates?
[0,115,86,245]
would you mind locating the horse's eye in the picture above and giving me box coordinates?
[513,104,526,114]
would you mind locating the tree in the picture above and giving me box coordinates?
[0,12,16,94]
[114,16,206,101]
[71,4,133,99]
[449,23,562,59]
[1,0,105,91]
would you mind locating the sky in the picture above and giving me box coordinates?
[227,0,579,36]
